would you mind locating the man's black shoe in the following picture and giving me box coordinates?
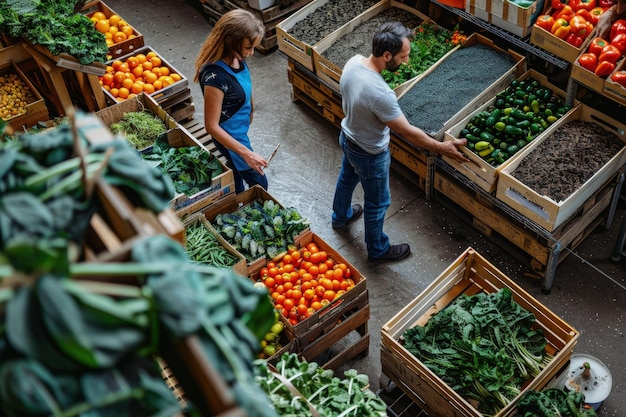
[332,204,363,230]
[368,244,410,262]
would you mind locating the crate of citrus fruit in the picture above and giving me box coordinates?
[99,46,188,103]
[82,0,144,59]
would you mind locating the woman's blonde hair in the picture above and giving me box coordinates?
[194,9,265,82]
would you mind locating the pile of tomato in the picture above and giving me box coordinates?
[258,242,356,326]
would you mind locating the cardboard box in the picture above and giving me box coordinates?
[81,0,144,59]
[442,69,570,193]
[102,45,189,104]
[0,61,48,131]
[312,0,431,93]
[381,247,579,417]
[277,0,384,72]
[158,128,235,217]
[530,10,591,63]
[496,104,626,231]
[398,32,526,141]
[603,59,626,106]
[570,58,608,94]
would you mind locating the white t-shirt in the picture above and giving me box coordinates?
[340,55,403,154]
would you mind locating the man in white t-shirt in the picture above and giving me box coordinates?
[331,22,469,262]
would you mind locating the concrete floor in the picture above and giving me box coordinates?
[105,1,624,415]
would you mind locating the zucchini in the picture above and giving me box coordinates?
[479,131,494,142]
[504,125,524,135]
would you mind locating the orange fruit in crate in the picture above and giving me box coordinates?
[113,71,125,86]
[141,61,153,71]
[113,31,127,43]
[146,51,157,59]
[143,71,157,85]
[109,87,119,98]
[159,66,170,77]
[152,80,163,90]
[101,73,114,86]
[121,25,133,37]
[149,56,162,68]
[126,56,139,69]
[95,19,110,34]
[131,82,144,94]
[121,78,133,90]
[117,87,129,99]
[136,53,147,64]
[170,73,182,82]
[131,65,144,79]
[92,11,106,21]
[108,14,121,27]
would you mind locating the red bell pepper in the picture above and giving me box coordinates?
[588,6,605,25]
[551,0,569,9]
[575,8,592,20]
[570,15,591,36]
[598,0,614,7]
[611,70,626,87]
[552,18,572,38]
[595,60,616,76]
[610,32,626,54]
[589,37,609,55]
[572,0,597,11]
[611,19,626,41]
[579,52,598,70]
[599,44,622,62]
[566,32,585,46]
[536,14,556,31]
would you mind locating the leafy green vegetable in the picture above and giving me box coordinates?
[0,0,109,65]
[255,353,387,417]
[517,388,598,417]
[402,287,552,415]
[382,22,459,89]
[110,111,168,151]
[143,136,223,196]
[212,198,310,261]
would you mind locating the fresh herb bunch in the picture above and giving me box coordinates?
[517,388,598,417]
[382,22,463,89]
[0,0,108,64]
[110,111,168,151]
[402,287,552,415]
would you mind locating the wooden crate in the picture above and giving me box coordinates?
[94,92,178,137]
[152,128,235,218]
[277,0,384,72]
[0,61,49,131]
[381,247,579,417]
[488,0,545,37]
[182,213,247,276]
[496,104,626,232]
[312,0,431,93]
[158,88,195,123]
[81,0,144,59]
[199,185,307,273]
[250,230,370,370]
[102,46,189,105]
[442,69,570,193]
[397,32,526,141]
[389,133,431,193]
[433,158,622,291]
[529,10,592,63]
[603,58,626,106]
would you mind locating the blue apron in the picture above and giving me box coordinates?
[214,60,253,172]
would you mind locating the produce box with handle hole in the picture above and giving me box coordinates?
[102,45,188,104]
[251,230,370,371]
[495,104,626,232]
[381,247,579,417]
[311,0,431,93]
[145,127,235,218]
[0,61,49,131]
[81,0,144,59]
[398,32,526,142]
[199,185,310,274]
[442,69,572,193]
[276,0,384,72]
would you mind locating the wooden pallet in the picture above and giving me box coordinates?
[180,118,229,167]
[433,159,625,292]
[198,0,313,53]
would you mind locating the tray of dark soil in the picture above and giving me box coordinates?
[496,104,626,232]
[397,33,525,141]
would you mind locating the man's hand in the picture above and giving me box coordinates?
[596,8,616,39]
[440,138,470,163]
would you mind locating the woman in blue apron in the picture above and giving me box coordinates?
[194,9,268,193]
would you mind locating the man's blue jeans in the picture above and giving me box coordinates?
[332,131,391,258]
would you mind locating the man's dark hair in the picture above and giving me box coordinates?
[372,22,414,57]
